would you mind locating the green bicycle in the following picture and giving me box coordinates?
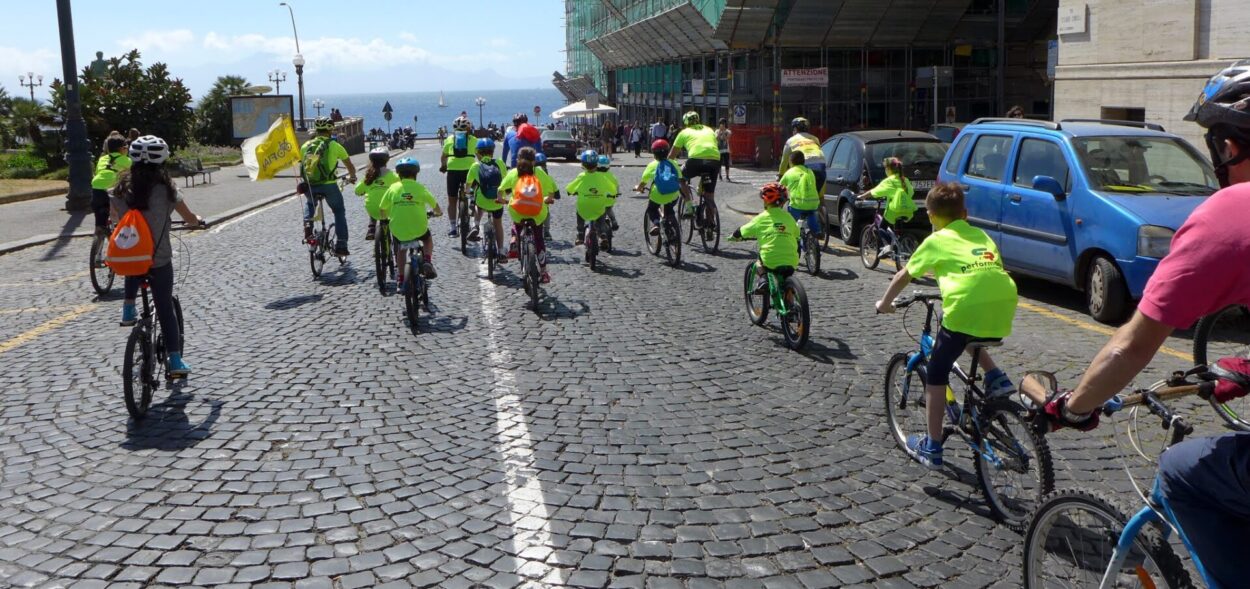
[739,258,811,351]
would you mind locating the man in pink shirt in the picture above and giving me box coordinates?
[1037,60,1250,586]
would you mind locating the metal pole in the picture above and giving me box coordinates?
[933,65,938,128]
[997,0,1006,115]
[295,63,305,129]
[56,0,91,212]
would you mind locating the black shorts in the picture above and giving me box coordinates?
[446,169,469,199]
[720,152,730,167]
[682,158,721,193]
[926,327,1000,387]
[805,162,827,194]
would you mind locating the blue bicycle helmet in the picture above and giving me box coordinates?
[475,138,495,152]
[535,153,548,165]
[579,149,599,166]
[597,154,611,169]
[394,157,420,174]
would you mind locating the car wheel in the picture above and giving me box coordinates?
[839,203,861,245]
[1087,256,1129,324]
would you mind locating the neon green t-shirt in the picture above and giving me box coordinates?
[565,171,614,222]
[379,178,439,241]
[442,135,477,172]
[467,157,506,212]
[640,160,681,205]
[599,170,619,198]
[500,168,554,225]
[779,133,824,175]
[354,169,400,220]
[781,165,820,211]
[91,152,132,190]
[672,125,721,160]
[906,219,1018,338]
[739,207,800,270]
[299,138,350,185]
[868,173,918,224]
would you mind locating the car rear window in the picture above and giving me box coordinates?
[543,131,573,140]
[865,141,947,182]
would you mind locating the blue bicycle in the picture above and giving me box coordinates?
[1021,369,1218,588]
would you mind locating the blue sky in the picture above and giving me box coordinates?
[5,1,566,101]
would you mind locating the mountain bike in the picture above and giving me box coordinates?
[642,199,682,267]
[1019,367,1221,588]
[1191,304,1250,431]
[584,214,613,271]
[306,179,349,278]
[480,212,500,280]
[517,219,543,310]
[859,199,918,270]
[400,240,431,334]
[373,220,395,295]
[679,176,721,253]
[458,184,474,255]
[90,222,115,296]
[797,213,822,276]
[882,292,1053,530]
[736,252,811,351]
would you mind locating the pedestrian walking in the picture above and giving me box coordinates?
[716,118,733,181]
[630,124,643,158]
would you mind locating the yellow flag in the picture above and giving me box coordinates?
[242,115,299,181]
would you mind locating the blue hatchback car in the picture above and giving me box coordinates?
[938,118,1219,323]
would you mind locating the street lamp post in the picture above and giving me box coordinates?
[312,98,324,118]
[474,96,486,129]
[268,69,286,95]
[18,72,43,101]
[279,2,306,130]
[54,0,92,212]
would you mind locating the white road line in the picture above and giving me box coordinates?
[210,195,298,234]
[476,265,553,556]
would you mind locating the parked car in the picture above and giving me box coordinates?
[938,118,1219,323]
[929,123,967,143]
[541,129,580,161]
[820,130,948,245]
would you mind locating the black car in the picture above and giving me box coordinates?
[541,129,580,161]
[818,130,948,245]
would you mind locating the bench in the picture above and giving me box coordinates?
[173,158,220,188]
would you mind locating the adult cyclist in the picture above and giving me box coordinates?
[670,111,721,227]
[778,117,827,195]
[440,116,475,237]
[1035,60,1250,588]
[301,117,357,256]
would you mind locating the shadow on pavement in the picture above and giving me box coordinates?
[678,260,717,274]
[796,337,856,363]
[422,313,469,334]
[595,265,642,280]
[606,248,642,258]
[264,293,324,310]
[818,268,858,281]
[39,210,89,261]
[717,248,758,261]
[539,297,589,321]
[122,381,223,451]
[319,266,359,286]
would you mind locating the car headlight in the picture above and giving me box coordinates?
[1137,225,1175,258]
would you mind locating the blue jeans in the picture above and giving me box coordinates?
[788,207,822,236]
[1156,432,1250,587]
[305,183,348,246]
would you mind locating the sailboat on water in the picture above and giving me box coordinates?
[438,91,447,108]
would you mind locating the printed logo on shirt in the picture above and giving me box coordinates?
[961,247,1000,273]
[773,223,789,233]
[972,247,996,262]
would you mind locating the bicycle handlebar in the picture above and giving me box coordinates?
[892,291,941,309]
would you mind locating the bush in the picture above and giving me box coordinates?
[39,167,69,181]
[0,150,48,178]
[176,143,242,166]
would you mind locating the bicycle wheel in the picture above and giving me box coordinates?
[896,234,918,266]
[526,249,540,310]
[485,231,497,280]
[859,226,881,269]
[883,352,926,454]
[743,263,769,326]
[310,225,327,278]
[374,234,387,293]
[643,213,661,256]
[679,194,695,244]
[122,326,153,419]
[1023,489,1193,589]
[404,271,420,334]
[664,218,681,266]
[459,204,470,255]
[586,226,598,271]
[89,235,115,295]
[1193,305,1250,431]
[700,203,720,253]
[801,232,821,276]
[780,277,810,351]
[822,209,834,250]
[973,401,1054,531]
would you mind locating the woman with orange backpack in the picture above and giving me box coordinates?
[110,135,204,377]
[499,147,558,283]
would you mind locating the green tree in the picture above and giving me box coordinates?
[194,75,252,146]
[0,86,13,147]
[8,98,52,147]
[49,49,194,151]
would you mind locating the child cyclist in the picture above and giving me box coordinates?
[634,139,683,237]
[92,132,131,235]
[874,182,1018,469]
[466,138,508,265]
[779,151,822,238]
[380,158,443,289]
[500,147,557,283]
[596,154,621,231]
[730,182,799,294]
[354,147,399,241]
[858,156,917,257]
[565,150,615,248]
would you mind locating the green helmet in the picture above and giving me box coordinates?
[682,111,701,127]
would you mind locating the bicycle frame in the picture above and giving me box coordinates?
[763,271,792,315]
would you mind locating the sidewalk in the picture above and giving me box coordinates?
[0,151,379,256]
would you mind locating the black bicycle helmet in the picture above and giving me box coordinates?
[513,113,528,125]
[791,117,810,132]
[1185,59,1250,186]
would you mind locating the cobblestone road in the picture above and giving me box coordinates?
[0,143,1225,588]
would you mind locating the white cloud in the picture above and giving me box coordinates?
[0,46,59,87]
[195,32,520,72]
[488,37,510,48]
[398,32,418,43]
[118,30,196,54]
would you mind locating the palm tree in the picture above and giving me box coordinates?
[8,98,51,146]
[195,75,253,145]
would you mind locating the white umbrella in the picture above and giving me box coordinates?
[550,100,618,119]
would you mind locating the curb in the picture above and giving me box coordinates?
[725,199,762,217]
[0,188,298,257]
[0,187,68,206]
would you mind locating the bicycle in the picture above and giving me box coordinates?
[458,184,474,255]
[584,214,613,271]
[797,214,822,276]
[641,191,682,267]
[859,199,918,270]
[480,213,500,280]
[90,222,115,296]
[372,220,395,295]
[400,240,431,334]
[736,250,811,351]
[306,178,349,278]
[517,219,543,310]
[678,176,720,253]
[1191,304,1250,431]
[882,292,1054,530]
[1019,368,1221,588]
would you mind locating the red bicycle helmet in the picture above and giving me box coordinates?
[759,182,787,206]
[651,139,670,154]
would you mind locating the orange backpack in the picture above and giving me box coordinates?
[510,174,544,217]
[105,209,156,276]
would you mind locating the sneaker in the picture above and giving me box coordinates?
[611,220,620,231]
[508,243,519,259]
[422,261,437,279]
[335,244,350,257]
[649,224,661,237]
[467,227,481,242]
[906,434,944,469]
[120,304,137,326]
[752,279,768,295]
[984,368,1018,399]
[683,203,696,218]
[544,228,553,241]
[496,254,509,265]
[168,353,191,378]
[541,270,551,284]
[365,225,376,241]
[397,277,405,292]
[575,236,585,246]
[303,222,313,243]
[448,227,458,238]
[880,244,894,258]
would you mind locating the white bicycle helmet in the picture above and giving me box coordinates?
[128,135,170,165]
[452,116,471,132]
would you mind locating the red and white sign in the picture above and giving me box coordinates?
[781,68,828,88]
